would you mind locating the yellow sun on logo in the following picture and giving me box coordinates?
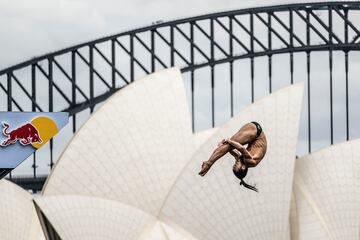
[31,116,58,149]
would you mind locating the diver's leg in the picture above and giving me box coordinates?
[230,122,258,144]
[199,143,232,176]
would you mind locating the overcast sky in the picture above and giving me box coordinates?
[1,0,355,68]
[1,0,360,176]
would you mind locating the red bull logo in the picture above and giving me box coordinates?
[1,122,42,147]
[0,112,68,177]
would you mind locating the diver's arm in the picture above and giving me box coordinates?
[229,149,241,159]
[219,138,241,159]
[225,139,249,156]
[226,139,257,167]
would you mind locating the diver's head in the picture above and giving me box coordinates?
[232,165,248,180]
[233,165,258,192]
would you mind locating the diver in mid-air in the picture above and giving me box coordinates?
[199,122,267,192]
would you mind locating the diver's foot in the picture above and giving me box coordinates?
[199,161,211,176]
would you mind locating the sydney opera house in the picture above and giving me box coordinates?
[2,1,360,240]
[0,67,359,240]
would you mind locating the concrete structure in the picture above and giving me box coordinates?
[0,180,44,240]
[43,68,194,216]
[291,140,360,240]
[35,196,155,240]
[37,68,305,239]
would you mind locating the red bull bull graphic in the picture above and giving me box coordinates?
[1,122,42,146]
[0,112,68,179]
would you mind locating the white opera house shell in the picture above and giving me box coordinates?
[0,68,359,240]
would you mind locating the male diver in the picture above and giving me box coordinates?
[198,122,267,192]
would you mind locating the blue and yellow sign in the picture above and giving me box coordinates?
[0,112,68,171]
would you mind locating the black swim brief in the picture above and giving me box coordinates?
[251,121,262,138]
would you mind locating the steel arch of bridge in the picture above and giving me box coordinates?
[1,1,360,186]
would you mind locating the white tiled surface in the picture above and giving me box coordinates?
[140,220,199,240]
[292,139,360,240]
[0,180,44,240]
[139,222,168,240]
[193,128,217,150]
[161,221,199,240]
[291,179,331,240]
[43,68,194,216]
[160,83,304,240]
[35,196,156,240]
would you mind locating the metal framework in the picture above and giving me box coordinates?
[1,2,360,190]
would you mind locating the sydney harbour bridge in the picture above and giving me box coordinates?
[1,1,360,191]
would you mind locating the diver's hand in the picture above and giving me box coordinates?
[217,139,226,147]
[223,138,230,144]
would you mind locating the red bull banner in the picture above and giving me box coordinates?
[0,112,68,178]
